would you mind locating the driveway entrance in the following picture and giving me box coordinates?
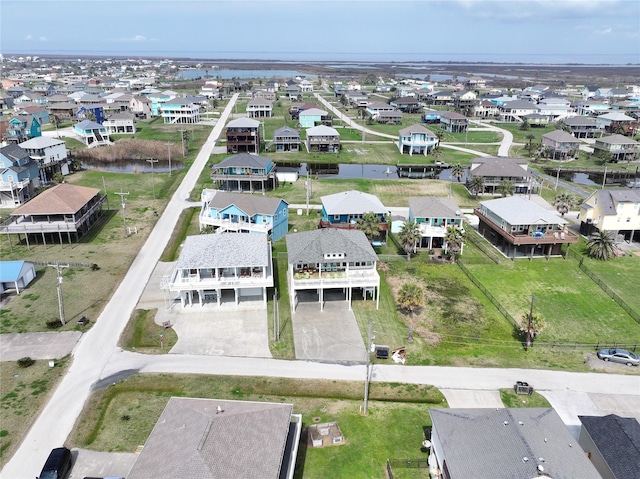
[292,291,366,363]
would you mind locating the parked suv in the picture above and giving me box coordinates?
[39,447,72,479]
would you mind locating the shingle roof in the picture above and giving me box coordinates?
[578,414,640,479]
[226,117,260,128]
[306,125,338,136]
[206,191,287,217]
[599,112,635,121]
[597,134,639,145]
[563,116,597,126]
[127,397,293,479]
[274,126,299,136]
[300,108,328,116]
[502,100,539,110]
[75,119,103,129]
[321,190,387,216]
[542,130,579,143]
[11,184,100,216]
[408,197,461,219]
[480,196,567,225]
[286,229,378,264]
[213,153,272,169]
[0,143,30,163]
[470,157,531,178]
[176,233,269,270]
[399,124,435,136]
[439,111,468,120]
[430,408,601,479]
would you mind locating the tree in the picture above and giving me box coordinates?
[519,119,530,131]
[397,283,424,323]
[357,211,383,242]
[524,134,536,156]
[553,193,576,217]
[451,163,465,182]
[586,231,617,260]
[519,311,546,349]
[431,147,442,162]
[497,179,515,197]
[398,220,422,259]
[467,175,485,199]
[444,225,466,262]
[51,114,61,138]
[434,128,445,147]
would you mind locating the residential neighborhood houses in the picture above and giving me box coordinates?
[1,54,640,479]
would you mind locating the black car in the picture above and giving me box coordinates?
[39,447,72,479]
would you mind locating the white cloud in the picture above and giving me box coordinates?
[595,27,612,34]
[39,36,49,41]
[111,34,157,42]
[25,34,48,41]
[25,34,33,40]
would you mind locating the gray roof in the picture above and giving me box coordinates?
[502,100,539,110]
[597,134,639,145]
[481,196,567,225]
[408,197,461,219]
[578,414,640,479]
[588,189,640,215]
[127,397,293,479]
[0,143,30,163]
[542,130,579,143]
[214,153,273,169]
[321,190,387,216]
[439,111,468,120]
[75,119,103,129]
[399,124,435,136]
[247,98,273,106]
[226,117,260,128]
[470,157,531,178]
[206,191,287,216]
[104,112,135,121]
[286,229,377,264]
[274,126,299,136]
[176,234,269,270]
[306,125,338,136]
[599,112,635,121]
[563,116,597,126]
[430,408,601,479]
[299,108,327,116]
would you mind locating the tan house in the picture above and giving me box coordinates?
[593,134,640,162]
[578,189,640,242]
[246,98,273,118]
[541,130,580,160]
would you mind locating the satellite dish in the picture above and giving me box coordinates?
[422,440,431,449]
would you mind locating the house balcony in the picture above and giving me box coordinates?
[318,219,389,231]
[169,267,274,292]
[475,209,578,246]
[0,178,30,191]
[418,224,448,237]
[291,267,379,289]
[199,214,272,234]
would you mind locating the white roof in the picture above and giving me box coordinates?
[19,137,65,149]
[321,190,387,215]
[307,125,339,136]
[299,108,327,116]
[481,196,567,226]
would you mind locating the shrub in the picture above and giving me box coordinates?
[17,357,35,368]
[46,319,63,329]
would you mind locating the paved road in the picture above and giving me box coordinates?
[1,94,240,479]
[471,119,513,157]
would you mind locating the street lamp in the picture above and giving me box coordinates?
[147,158,158,199]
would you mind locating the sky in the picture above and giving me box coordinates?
[1,0,639,64]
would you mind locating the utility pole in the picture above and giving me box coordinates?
[146,158,158,199]
[114,189,129,236]
[526,294,535,350]
[48,261,69,325]
[305,171,311,216]
[167,142,174,176]
[602,165,607,189]
[363,321,373,415]
[180,129,186,156]
[555,166,561,191]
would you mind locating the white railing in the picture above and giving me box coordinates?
[169,272,273,291]
[0,179,30,190]
[199,215,272,233]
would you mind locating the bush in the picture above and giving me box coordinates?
[46,319,63,329]
[17,357,35,368]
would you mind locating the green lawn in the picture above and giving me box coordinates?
[69,374,444,478]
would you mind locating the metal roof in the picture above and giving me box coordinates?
[226,117,260,128]
[213,153,273,169]
[408,197,461,219]
[306,125,338,136]
[206,191,287,216]
[470,157,531,178]
[480,196,567,225]
[321,190,387,216]
[19,137,65,149]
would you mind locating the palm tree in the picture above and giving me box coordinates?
[434,128,445,147]
[444,225,466,262]
[398,220,422,259]
[586,231,617,260]
[431,147,442,163]
[524,134,536,156]
[397,282,424,342]
[553,193,576,217]
[519,311,546,350]
[451,163,465,182]
[497,179,515,197]
[51,114,61,138]
[357,211,383,242]
[467,175,485,199]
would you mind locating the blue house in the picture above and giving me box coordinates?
[210,153,277,193]
[0,260,36,294]
[74,120,111,147]
[200,190,289,241]
[319,190,389,243]
[408,197,464,249]
[299,108,329,128]
[5,116,42,142]
[0,143,40,207]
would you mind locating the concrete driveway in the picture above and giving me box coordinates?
[440,389,504,408]
[292,291,366,363]
[68,449,137,479]
[137,262,271,358]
